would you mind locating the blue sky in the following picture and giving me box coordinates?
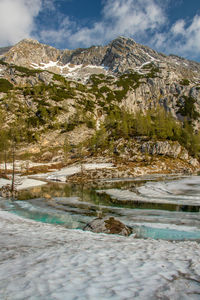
[0,0,200,61]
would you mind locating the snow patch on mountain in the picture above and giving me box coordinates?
[31,61,108,82]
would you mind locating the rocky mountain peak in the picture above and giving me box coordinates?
[2,39,60,68]
[109,36,136,47]
[17,38,41,45]
[1,36,200,83]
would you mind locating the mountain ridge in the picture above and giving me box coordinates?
[0,36,200,174]
[1,36,200,82]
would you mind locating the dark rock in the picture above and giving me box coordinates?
[83,216,132,236]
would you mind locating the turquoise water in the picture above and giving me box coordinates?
[137,226,200,241]
[1,175,200,241]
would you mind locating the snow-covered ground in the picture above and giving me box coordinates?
[0,160,57,171]
[0,209,200,300]
[31,61,108,82]
[0,176,47,190]
[97,188,200,206]
[0,163,114,190]
[32,163,114,182]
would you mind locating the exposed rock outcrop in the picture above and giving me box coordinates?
[84,217,132,236]
[141,141,185,158]
[2,39,60,67]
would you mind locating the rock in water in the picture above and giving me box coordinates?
[84,217,132,236]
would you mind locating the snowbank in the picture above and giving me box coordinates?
[0,209,200,299]
[0,177,47,190]
[32,163,114,182]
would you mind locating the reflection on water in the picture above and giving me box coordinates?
[1,175,200,241]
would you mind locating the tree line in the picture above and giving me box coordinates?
[89,106,200,158]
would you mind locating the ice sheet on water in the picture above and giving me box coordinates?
[98,176,200,206]
[138,176,200,196]
[97,187,200,205]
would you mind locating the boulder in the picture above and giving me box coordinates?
[83,217,132,236]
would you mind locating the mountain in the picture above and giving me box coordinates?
[0,36,200,173]
[2,36,200,82]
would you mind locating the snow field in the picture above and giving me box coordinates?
[0,209,200,299]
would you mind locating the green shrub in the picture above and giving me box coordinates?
[76,83,87,92]
[99,86,111,93]
[177,96,199,120]
[0,60,8,66]
[0,79,13,92]
[180,79,190,86]
[82,99,95,112]
[53,74,66,84]
[13,65,42,77]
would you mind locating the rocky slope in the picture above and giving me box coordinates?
[2,36,200,81]
[1,36,200,123]
[0,36,200,172]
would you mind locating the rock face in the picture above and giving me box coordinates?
[2,36,200,121]
[2,36,200,82]
[61,45,107,66]
[2,39,60,67]
[84,217,132,236]
[141,141,185,158]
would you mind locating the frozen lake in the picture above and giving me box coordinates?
[1,175,200,241]
[1,175,200,299]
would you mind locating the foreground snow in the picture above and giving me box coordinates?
[0,209,200,299]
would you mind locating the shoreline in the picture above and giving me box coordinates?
[1,156,199,191]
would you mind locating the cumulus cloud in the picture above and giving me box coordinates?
[39,17,73,46]
[38,0,200,60]
[171,19,186,35]
[1,0,200,61]
[170,15,200,57]
[39,0,166,48]
[151,14,200,59]
[0,0,43,46]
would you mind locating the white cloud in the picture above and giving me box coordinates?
[171,19,185,35]
[172,15,200,56]
[39,17,73,46]
[0,0,43,46]
[152,14,200,59]
[1,0,200,61]
[39,0,166,48]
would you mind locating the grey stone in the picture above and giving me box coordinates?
[84,217,132,236]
